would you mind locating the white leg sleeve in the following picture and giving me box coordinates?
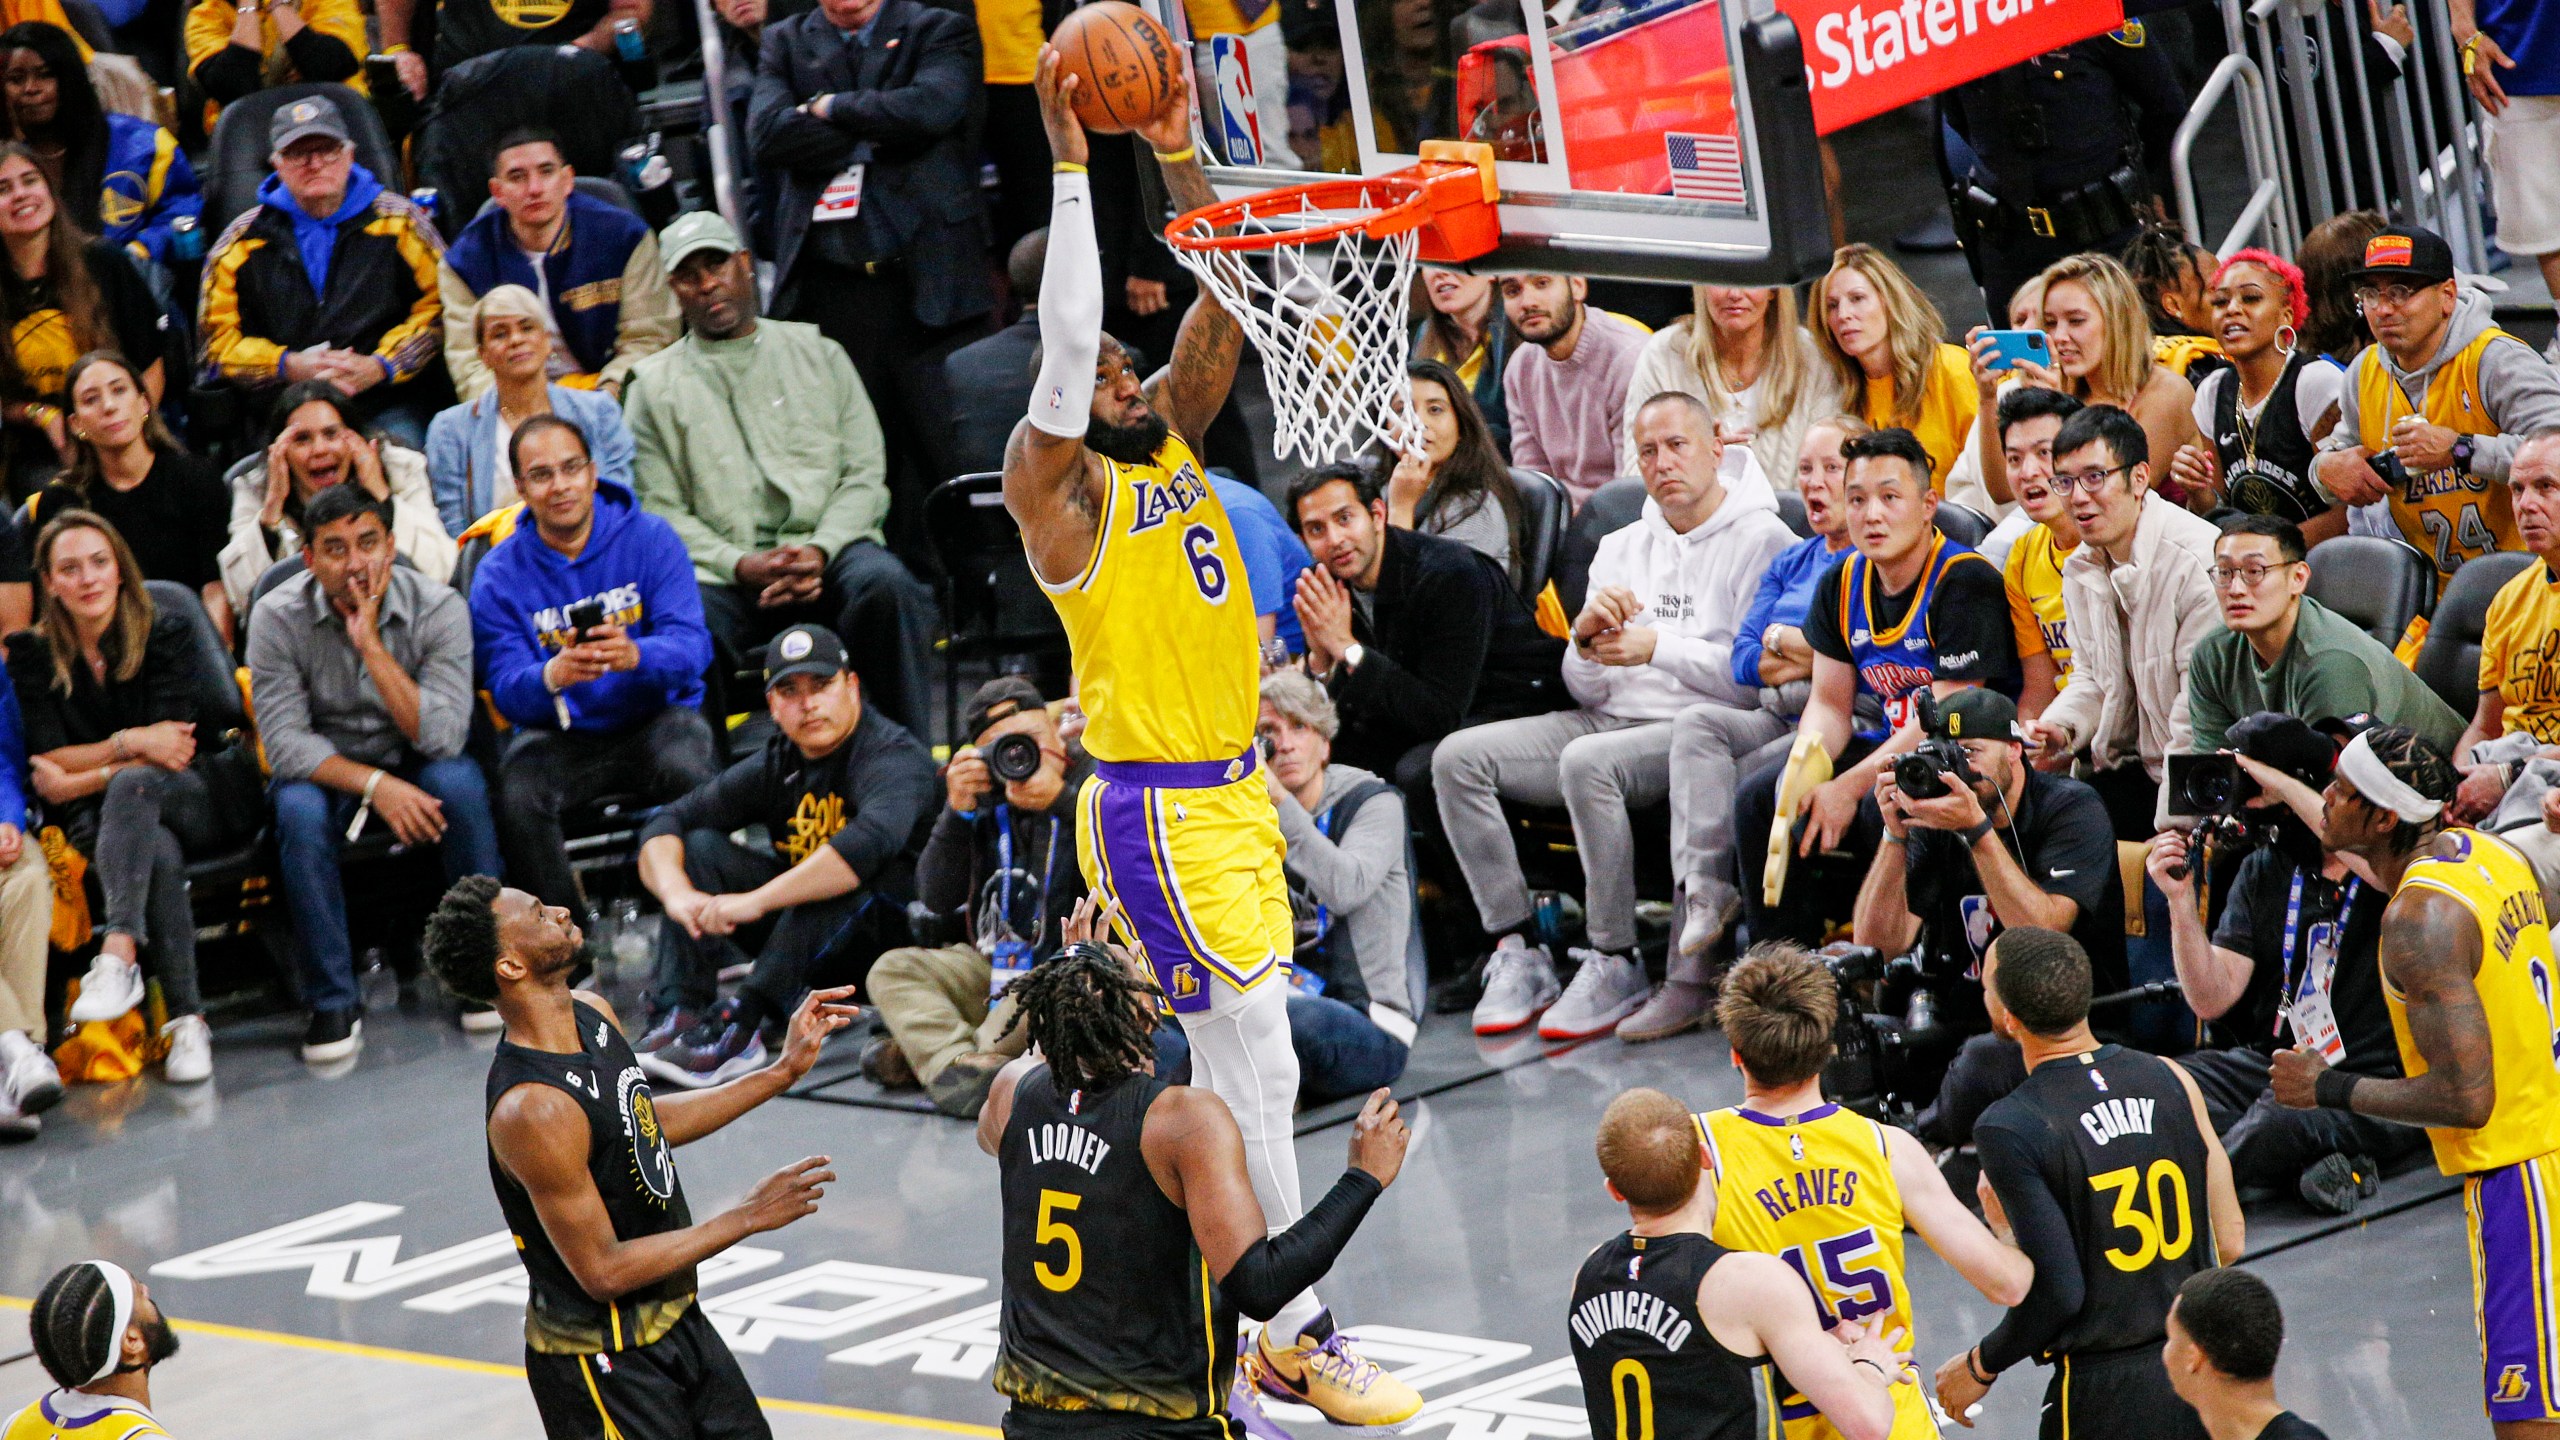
[1028,172,1102,439]
[1182,978,1323,1337]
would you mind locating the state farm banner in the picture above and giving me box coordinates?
[1775,0,2128,134]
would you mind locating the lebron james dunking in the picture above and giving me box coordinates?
[1002,43,1417,1429]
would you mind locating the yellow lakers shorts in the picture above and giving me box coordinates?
[1077,751,1291,1014]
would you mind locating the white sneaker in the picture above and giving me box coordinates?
[161,1016,212,1084]
[1472,937,1560,1035]
[66,955,143,1024]
[0,1087,34,1142]
[0,1030,61,1115]
[1541,949,1653,1040]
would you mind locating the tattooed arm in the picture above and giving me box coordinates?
[1134,68,1241,451]
[2344,885,2499,1129]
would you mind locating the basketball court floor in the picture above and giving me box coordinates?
[0,954,2493,1440]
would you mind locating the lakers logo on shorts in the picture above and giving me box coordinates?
[1170,963,1200,1001]
[2497,1366,2532,1404]
[618,1068,677,1205]
[491,0,577,27]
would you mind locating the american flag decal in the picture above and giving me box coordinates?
[1665,131,1747,206]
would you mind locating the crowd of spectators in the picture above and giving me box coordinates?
[0,0,2543,1240]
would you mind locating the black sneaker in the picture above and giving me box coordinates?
[861,1033,917,1089]
[927,1052,1009,1118]
[302,1008,364,1064]
[1429,958,1488,1015]
[639,999,768,1089]
[2298,1151,2383,1215]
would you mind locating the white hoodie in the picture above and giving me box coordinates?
[1564,449,1797,720]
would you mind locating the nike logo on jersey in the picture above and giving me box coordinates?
[2079,1096,2156,1146]
[2049,868,2076,877]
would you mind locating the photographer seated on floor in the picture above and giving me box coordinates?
[863,677,1106,1119]
[1260,671,1421,1107]
[2146,713,2430,1215]
[1850,688,2125,1149]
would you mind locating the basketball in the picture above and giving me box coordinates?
[1051,1,1182,135]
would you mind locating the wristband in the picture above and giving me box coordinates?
[1052,161,1087,174]
[112,730,129,761]
[1960,817,1996,847]
[347,768,384,842]
[1966,1348,1994,1385]
[2313,1066,2359,1112]
[1151,145,1196,164]
[1852,1357,1888,1381]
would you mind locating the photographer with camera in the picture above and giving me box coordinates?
[864,677,1101,1117]
[2147,713,2430,1215]
[471,416,722,940]
[1853,688,2125,1149]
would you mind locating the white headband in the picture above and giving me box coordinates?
[86,1261,134,1384]
[2337,732,2445,825]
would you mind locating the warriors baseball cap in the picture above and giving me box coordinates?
[763,624,848,689]
[1925,688,2021,742]
[2346,226,2456,287]
[962,676,1046,744]
[270,95,352,152]
[660,210,746,271]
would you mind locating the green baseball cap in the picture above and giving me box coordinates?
[660,210,746,271]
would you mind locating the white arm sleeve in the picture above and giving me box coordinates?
[1028,172,1102,439]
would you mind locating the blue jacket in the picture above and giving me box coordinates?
[1213,476,1312,654]
[0,663,27,831]
[1730,532,1855,690]
[101,113,202,265]
[426,383,637,536]
[442,191,653,379]
[469,478,710,734]
[255,161,383,300]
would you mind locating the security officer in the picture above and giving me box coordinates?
[1943,20,2188,318]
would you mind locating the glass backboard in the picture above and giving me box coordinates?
[1151,0,1834,282]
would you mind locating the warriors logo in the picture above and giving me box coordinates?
[618,1067,677,1205]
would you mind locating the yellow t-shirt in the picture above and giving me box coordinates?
[1861,343,1978,490]
[2003,522,2074,686]
[1038,432,1259,764]
[976,0,1042,85]
[2478,556,2560,743]
[2389,829,2560,1175]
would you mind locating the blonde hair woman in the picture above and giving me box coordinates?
[1980,252,2205,507]
[1811,244,1977,488]
[1620,285,1840,485]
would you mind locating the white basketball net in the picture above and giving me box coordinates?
[1168,184,1423,466]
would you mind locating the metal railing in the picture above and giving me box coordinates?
[693,0,749,247]
[2182,0,2495,272]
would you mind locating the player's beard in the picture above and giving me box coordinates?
[134,1310,180,1368]
[1087,409,1171,466]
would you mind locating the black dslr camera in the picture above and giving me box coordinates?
[2163,752,2277,881]
[1891,693,1979,801]
[987,731,1044,783]
[1814,943,1968,1120]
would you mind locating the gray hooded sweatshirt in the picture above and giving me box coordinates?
[2319,284,2560,483]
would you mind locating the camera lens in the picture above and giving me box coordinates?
[988,731,1043,783]
[2184,768,2235,814]
[1893,751,1950,801]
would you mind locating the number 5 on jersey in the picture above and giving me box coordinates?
[1035,1189,1083,1291]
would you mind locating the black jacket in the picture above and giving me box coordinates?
[749,0,992,328]
[942,313,1037,478]
[1327,526,1565,773]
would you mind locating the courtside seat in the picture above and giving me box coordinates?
[1509,468,1570,602]
[2306,535,2436,648]
[1934,501,1994,549]
[1777,491,1811,540]
[925,472,1070,741]
[1553,477,1645,618]
[202,82,404,235]
[2413,549,2535,720]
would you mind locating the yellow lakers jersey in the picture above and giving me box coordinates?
[2359,328,2520,584]
[2003,524,2074,687]
[3,1396,170,1440]
[1698,1105,1936,1440]
[2391,829,2560,1174]
[1039,433,1259,765]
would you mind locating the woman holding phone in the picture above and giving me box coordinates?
[1969,252,2205,507]
[2169,250,2347,538]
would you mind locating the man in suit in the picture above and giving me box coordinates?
[749,0,991,544]
[942,227,1045,479]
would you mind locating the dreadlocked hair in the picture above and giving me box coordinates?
[422,874,505,1004]
[1000,944,1162,1093]
[30,1262,122,1389]
[2123,221,2212,336]
[2359,724,2459,855]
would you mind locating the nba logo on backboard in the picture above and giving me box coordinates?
[1211,35,1264,167]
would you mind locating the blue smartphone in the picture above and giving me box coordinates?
[1979,328,2050,372]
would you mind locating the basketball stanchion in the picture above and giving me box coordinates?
[1162,140,1501,465]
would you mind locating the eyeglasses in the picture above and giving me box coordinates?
[2353,282,2426,309]
[520,454,591,487]
[2052,464,2133,495]
[276,144,348,168]
[2210,560,2298,589]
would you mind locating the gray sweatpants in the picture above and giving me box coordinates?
[1668,701,1794,979]
[1433,710,1669,953]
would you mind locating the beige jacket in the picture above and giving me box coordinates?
[2037,491,2221,784]
[218,443,457,611]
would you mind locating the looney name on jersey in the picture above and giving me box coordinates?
[1126,463,1211,533]
[1026,1121,1113,1176]
[1569,1288,1693,1354]
[533,584,644,650]
[2079,1095,2157,1147]
[1749,1165,1862,1223]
